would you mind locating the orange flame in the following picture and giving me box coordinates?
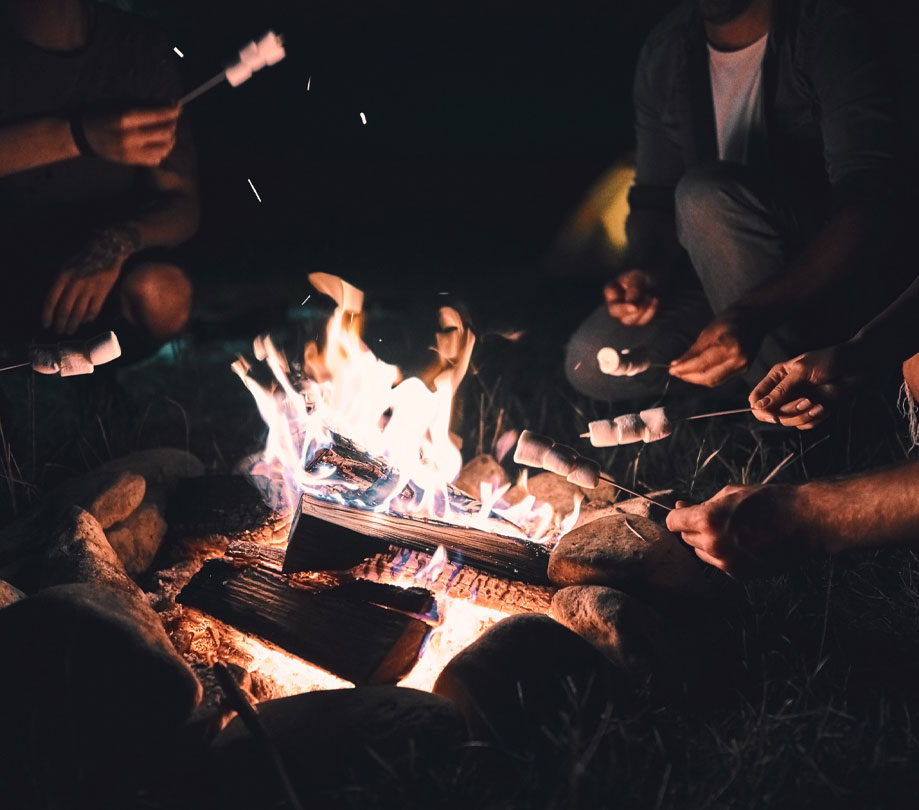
[233,274,579,544]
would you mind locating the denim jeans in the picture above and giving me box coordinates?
[566,160,812,402]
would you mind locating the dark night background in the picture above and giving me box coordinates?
[118,0,682,334]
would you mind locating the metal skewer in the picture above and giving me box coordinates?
[0,361,30,373]
[683,407,753,421]
[597,473,672,511]
[179,70,227,106]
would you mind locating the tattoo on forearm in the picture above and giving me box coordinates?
[68,225,142,278]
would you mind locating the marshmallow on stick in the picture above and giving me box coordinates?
[179,31,286,105]
[512,432,672,509]
[596,346,652,377]
[513,430,555,468]
[587,406,674,447]
[29,331,121,377]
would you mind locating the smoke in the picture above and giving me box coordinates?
[897,380,919,451]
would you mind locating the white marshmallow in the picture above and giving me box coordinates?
[86,331,121,366]
[238,41,266,70]
[514,430,554,468]
[59,348,94,377]
[30,347,61,375]
[613,413,645,444]
[639,407,673,443]
[597,346,651,377]
[225,61,254,87]
[567,458,600,489]
[257,31,286,66]
[596,347,620,375]
[587,419,620,448]
[543,443,579,476]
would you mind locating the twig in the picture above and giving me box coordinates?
[212,662,305,810]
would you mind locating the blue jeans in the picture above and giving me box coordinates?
[566,161,812,402]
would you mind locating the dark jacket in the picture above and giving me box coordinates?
[626,0,897,274]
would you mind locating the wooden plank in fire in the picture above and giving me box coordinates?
[177,559,431,686]
[283,494,552,585]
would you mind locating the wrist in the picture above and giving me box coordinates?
[95,224,143,261]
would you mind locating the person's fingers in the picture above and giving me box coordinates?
[86,292,106,324]
[42,273,71,329]
[670,342,729,379]
[749,364,789,409]
[779,404,826,429]
[633,298,658,326]
[666,503,711,534]
[603,282,624,303]
[694,547,730,572]
[682,358,746,387]
[119,106,181,129]
[607,302,640,322]
[64,291,92,335]
[53,281,82,334]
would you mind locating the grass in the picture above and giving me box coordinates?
[3,306,919,809]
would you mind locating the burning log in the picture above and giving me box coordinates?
[178,558,431,685]
[283,494,553,585]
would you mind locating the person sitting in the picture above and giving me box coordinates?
[565,0,906,402]
[0,0,197,361]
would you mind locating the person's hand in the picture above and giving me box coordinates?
[748,343,872,429]
[669,313,762,387]
[42,226,141,335]
[603,269,660,326]
[666,484,816,578]
[81,105,180,167]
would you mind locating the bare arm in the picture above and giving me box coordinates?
[665,462,919,577]
[0,116,79,177]
[42,113,199,334]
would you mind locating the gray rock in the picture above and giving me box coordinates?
[96,448,205,491]
[106,502,168,576]
[525,472,584,514]
[0,583,202,806]
[52,469,146,529]
[455,454,509,498]
[0,579,24,608]
[551,585,672,672]
[203,687,465,808]
[548,512,705,596]
[433,614,624,752]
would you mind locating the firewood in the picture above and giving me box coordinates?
[178,560,431,685]
[352,548,555,614]
[283,494,552,585]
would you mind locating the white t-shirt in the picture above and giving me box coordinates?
[707,33,769,163]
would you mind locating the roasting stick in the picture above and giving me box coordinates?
[213,662,305,810]
[178,31,286,107]
[578,406,753,438]
[0,361,30,373]
[596,473,672,511]
[514,430,672,512]
[178,70,227,105]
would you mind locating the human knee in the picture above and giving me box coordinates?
[121,262,192,339]
[674,161,756,246]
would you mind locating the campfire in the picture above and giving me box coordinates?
[175,273,581,695]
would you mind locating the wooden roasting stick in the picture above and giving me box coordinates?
[212,662,305,810]
[179,31,286,106]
